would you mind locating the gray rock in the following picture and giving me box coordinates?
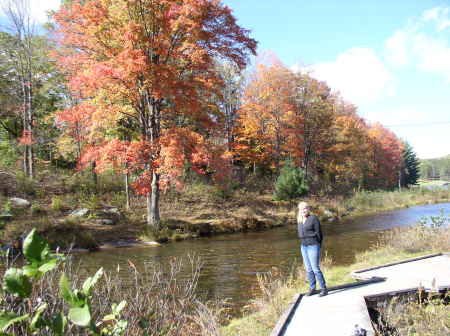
[94,207,123,224]
[95,218,115,225]
[102,207,121,215]
[322,209,334,219]
[9,197,30,208]
[69,208,90,217]
[0,213,13,221]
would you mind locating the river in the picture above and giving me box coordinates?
[74,202,450,315]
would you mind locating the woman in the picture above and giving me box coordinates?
[297,201,328,297]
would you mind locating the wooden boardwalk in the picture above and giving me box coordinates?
[272,253,450,336]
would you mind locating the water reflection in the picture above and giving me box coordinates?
[75,202,450,315]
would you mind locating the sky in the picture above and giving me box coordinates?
[1,0,449,159]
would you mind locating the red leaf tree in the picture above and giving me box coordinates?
[53,0,256,228]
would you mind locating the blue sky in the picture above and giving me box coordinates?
[2,0,450,159]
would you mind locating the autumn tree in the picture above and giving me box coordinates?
[366,123,404,189]
[1,0,39,178]
[290,73,335,179]
[235,61,295,171]
[215,60,245,152]
[323,113,371,192]
[53,0,257,228]
[0,24,65,173]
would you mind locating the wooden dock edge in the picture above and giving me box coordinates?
[270,293,303,336]
[270,277,385,336]
[351,252,447,280]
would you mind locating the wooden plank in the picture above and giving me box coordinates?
[274,253,450,336]
[351,253,443,279]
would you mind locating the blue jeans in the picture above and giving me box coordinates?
[300,244,326,290]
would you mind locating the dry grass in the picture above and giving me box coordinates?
[374,293,449,336]
[1,254,224,336]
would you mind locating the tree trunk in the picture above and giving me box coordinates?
[146,171,160,229]
[124,171,130,210]
[91,162,98,192]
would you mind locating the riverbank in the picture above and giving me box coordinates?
[221,215,450,335]
[1,170,449,250]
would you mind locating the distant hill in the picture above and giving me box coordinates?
[420,154,450,180]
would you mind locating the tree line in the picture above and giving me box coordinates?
[0,0,420,228]
[420,155,450,180]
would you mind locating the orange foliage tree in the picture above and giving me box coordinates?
[289,73,335,178]
[323,112,371,191]
[235,61,296,171]
[366,123,404,189]
[53,0,256,228]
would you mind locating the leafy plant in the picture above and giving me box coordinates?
[0,229,127,335]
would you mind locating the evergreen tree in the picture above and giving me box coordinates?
[274,160,309,200]
[401,142,420,187]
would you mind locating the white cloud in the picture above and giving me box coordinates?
[309,47,395,105]
[422,6,450,31]
[30,0,60,23]
[364,107,427,127]
[0,0,60,24]
[384,6,450,81]
[385,30,411,67]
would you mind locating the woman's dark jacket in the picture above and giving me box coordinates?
[297,215,323,246]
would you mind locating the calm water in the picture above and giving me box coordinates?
[75,202,450,314]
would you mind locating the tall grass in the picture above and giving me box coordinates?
[374,294,449,336]
[1,255,223,335]
[344,188,450,214]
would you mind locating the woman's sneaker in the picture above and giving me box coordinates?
[319,288,328,297]
[306,288,316,296]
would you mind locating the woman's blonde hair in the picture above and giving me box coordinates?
[297,201,309,224]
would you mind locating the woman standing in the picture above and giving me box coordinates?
[297,201,328,297]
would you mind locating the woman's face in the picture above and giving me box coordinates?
[299,206,309,216]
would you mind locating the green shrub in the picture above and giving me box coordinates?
[0,137,19,169]
[30,204,47,215]
[51,196,67,212]
[273,161,308,201]
[15,172,37,196]
[0,229,127,335]
[79,193,102,210]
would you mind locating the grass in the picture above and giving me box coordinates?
[1,254,224,336]
[343,188,450,215]
[222,215,450,336]
[374,293,449,335]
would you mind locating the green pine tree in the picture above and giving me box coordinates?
[401,142,420,187]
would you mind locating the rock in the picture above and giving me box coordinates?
[101,207,121,216]
[8,197,30,208]
[322,209,334,219]
[69,208,90,217]
[0,213,13,221]
[95,218,114,225]
[94,207,123,224]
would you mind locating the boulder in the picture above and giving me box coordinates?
[0,213,13,221]
[95,218,115,225]
[94,207,123,224]
[69,208,90,217]
[8,197,31,208]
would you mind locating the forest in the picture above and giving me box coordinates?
[0,0,421,230]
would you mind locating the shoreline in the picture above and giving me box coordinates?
[57,197,450,254]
